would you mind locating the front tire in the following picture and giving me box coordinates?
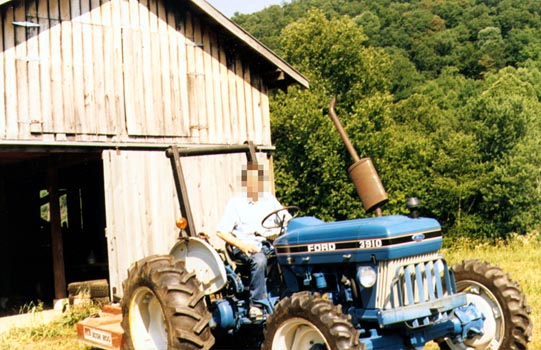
[121,255,214,350]
[261,291,360,350]
[439,259,531,350]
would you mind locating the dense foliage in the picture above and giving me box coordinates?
[234,0,541,238]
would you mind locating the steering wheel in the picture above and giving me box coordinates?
[261,206,300,233]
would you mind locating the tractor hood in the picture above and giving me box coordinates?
[274,215,442,265]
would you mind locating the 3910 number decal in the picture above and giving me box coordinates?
[358,239,383,249]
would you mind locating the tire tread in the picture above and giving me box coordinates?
[121,254,214,350]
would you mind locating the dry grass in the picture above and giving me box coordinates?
[0,303,102,350]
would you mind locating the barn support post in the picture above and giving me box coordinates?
[47,159,67,300]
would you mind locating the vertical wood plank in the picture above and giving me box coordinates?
[101,0,116,134]
[148,0,163,135]
[251,74,264,143]
[115,152,134,263]
[209,31,223,143]
[37,0,52,137]
[184,11,198,141]
[156,1,171,135]
[201,25,215,142]
[243,64,254,141]
[165,8,178,135]
[60,0,75,132]
[123,0,144,136]
[26,0,41,137]
[91,0,106,134]
[4,6,17,139]
[14,2,29,138]
[114,152,129,291]
[134,154,147,257]
[235,57,247,143]
[72,0,86,134]
[192,15,207,142]
[227,55,239,143]
[49,0,63,133]
[111,0,126,136]
[147,154,159,252]
[102,151,122,296]
[260,82,271,144]
[121,32,135,135]
[129,0,140,32]
[127,28,145,135]
[81,0,96,135]
[119,0,129,27]
[218,42,232,144]
[174,10,189,136]
[138,0,152,135]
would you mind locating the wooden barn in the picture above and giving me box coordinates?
[0,0,307,314]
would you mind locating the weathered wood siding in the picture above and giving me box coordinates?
[103,150,178,296]
[0,0,271,145]
[1,0,276,298]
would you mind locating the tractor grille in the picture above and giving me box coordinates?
[376,253,455,310]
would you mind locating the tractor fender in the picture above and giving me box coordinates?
[169,237,227,295]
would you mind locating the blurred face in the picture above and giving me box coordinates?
[243,168,264,200]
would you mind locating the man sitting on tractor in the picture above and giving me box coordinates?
[216,163,290,320]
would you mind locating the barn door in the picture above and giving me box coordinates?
[101,150,180,298]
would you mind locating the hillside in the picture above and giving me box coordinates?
[233,0,541,239]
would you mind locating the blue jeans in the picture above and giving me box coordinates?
[232,243,273,303]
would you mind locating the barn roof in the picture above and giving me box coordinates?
[0,0,309,89]
[186,0,309,89]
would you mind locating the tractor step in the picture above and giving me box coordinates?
[76,304,124,350]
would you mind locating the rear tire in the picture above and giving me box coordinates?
[439,259,531,350]
[121,255,214,350]
[261,291,360,350]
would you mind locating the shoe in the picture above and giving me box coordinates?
[249,306,263,321]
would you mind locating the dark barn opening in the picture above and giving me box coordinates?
[0,152,108,316]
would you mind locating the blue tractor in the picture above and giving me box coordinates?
[120,101,531,350]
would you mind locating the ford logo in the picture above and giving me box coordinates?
[412,233,425,242]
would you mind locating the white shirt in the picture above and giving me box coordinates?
[216,193,289,250]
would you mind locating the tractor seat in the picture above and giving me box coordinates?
[225,242,275,272]
[225,243,250,273]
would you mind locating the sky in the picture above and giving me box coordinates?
[206,0,287,18]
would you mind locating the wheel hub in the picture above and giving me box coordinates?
[272,317,329,350]
[129,286,168,350]
[446,280,504,350]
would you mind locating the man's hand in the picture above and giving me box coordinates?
[238,242,260,256]
[216,230,261,256]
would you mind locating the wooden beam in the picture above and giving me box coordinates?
[48,160,67,300]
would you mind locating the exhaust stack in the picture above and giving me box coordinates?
[328,97,388,215]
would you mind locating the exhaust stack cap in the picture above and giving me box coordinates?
[406,197,421,219]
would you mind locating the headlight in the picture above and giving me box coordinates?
[357,266,377,288]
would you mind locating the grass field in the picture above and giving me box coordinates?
[1,233,538,350]
[440,232,540,349]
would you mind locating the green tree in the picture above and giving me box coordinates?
[234,0,541,238]
[271,10,394,220]
[477,26,506,72]
[280,9,392,99]
[470,69,541,235]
